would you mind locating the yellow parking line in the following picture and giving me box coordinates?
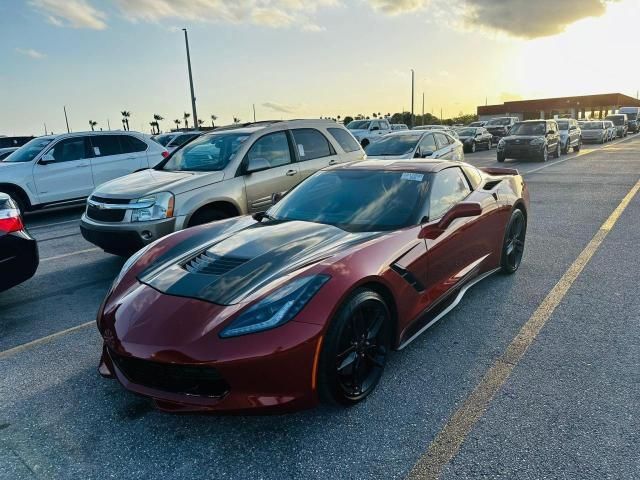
[0,321,94,360]
[406,177,640,480]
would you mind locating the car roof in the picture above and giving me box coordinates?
[200,119,347,137]
[385,130,425,137]
[327,159,465,174]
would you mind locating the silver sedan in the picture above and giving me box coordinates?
[364,130,464,161]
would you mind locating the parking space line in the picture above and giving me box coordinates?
[41,248,101,262]
[27,219,80,230]
[0,321,94,360]
[406,177,640,480]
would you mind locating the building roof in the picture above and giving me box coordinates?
[478,93,640,116]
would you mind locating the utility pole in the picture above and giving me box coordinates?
[422,92,425,126]
[410,69,415,128]
[182,28,198,128]
[253,104,256,122]
[107,119,111,130]
[44,123,47,135]
[63,105,70,133]
[440,108,443,124]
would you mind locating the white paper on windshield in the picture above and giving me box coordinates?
[401,172,424,182]
[297,144,305,157]
[93,147,101,156]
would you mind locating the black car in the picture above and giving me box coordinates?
[484,116,519,143]
[497,120,562,163]
[0,193,39,292]
[456,127,493,153]
[0,136,34,149]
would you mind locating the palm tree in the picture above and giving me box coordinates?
[183,112,191,129]
[149,121,160,134]
[337,115,341,123]
[211,114,218,128]
[153,114,164,133]
[121,111,131,131]
[233,116,241,124]
[174,118,181,130]
[197,119,204,128]
[372,113,377,118]
[89,120,97,131]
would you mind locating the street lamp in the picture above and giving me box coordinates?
[182,28,198,128]
[411,69,415,128]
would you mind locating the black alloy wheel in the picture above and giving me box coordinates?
[319,289,391,405]
[501,209,526,274]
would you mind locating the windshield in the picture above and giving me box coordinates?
[581,122,604,130]
[160,132,249,172]
[364,135,420,156]
[620,111,638,120]
[486,118,512,126]
[268,170,431,232]
[509,122,545,135]
[153,134,176,146]
[3,138,53,163]
[456,128,476,137]
[557,121,569,130]
[606,115,625,126]
[347,121,371,130]
[468,122,483,127]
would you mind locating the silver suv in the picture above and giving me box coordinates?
[80,120,365,255]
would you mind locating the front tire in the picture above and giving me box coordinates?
[318,289,391,406]
[187,208,230,227]
[573,139,581,152]
[497,152,506,163]
[501,209,526,274]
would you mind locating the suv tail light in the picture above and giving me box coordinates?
[162,150,169,159]
[0,208,24,233]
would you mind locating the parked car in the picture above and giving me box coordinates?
[485,117,519,144]
[556,118,582,154]
[0,136,34,149]
[0,131,169,213]
[0,193,38,292]
[0,147,18,160]
[467,121,487,127]
[412,125,460,139]
[455,127,493,153]
[364,130,464,160]
[618,107,640,133]
[152,131,203,152]
[579,121,608,143]
[391,124,408,131]
[497,120,561,162]
[80,120,366,255]
[604,120,617,141]
[605,114,628,138]
[346,119,392,147]
[96,159,529,413]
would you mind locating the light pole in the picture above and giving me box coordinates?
[410,69,415,128]
[422,92,425,126]
[182,28,198,128]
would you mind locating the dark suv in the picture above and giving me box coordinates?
[484,116,519,143]
[497,120,561,162]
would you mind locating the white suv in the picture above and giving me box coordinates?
[0,131,168,212]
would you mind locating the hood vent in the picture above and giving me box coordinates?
[183,251,249,276]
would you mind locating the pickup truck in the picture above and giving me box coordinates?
[346,119,392,147]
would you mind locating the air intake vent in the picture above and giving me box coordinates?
[483,179,502,190]
[183,251,249,275]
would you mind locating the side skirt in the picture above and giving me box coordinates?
[396,267,501,350]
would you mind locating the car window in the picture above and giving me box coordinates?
[119,135,148,153]
[462,165,483,190]
[169,133,200,147]
[419,134,437,153]
[328,128,360,153]
[0,151,13,160]
[161,132,250,172]
[246,131,292,168]
[380,121,390,130]
[429,168,471,220]
[89,135,122,157]
[48,137,90,163]
[291,128,333,161]
[434,133,450,150]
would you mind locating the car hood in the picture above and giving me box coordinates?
[367,153,414,160]
[91,169,225,199]
[503,135,544,142]
[139,218,380,306]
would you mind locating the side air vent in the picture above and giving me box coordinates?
[184,251,249,276]
[391,264,425,292]
[483,179,502,190]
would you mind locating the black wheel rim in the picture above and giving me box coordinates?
[505,214,526,270]
[335,301,388,400]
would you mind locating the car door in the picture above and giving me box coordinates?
[433,132,453,159]
[242,131,300,212]
[88,134,134,188]
[481,128,492,147]
[33,136,95,203]
[290,128,339,179]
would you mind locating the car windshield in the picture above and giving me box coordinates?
[621,112,637,120]
[160,132,249,172]
[347,121,371,130]
[510,122,545,135]
[364,135,420,156]
[456,128,476,136]
[3,138,53,163]
[557,121,569,130]
[487,118,512,126]
[268,169,431,232]
[606,116,625,126]
[468,122,483,127]
[581,122,604,130]
[153,134,176,146]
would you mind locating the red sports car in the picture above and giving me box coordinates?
[97,160,529,413]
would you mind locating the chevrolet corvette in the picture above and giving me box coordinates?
[97,160,529,413]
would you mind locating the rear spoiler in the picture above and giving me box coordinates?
[480,167,520,176]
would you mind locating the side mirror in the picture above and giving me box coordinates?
[39,152,55,165]
[245,157,270,174]
[371,126,380,131]
[413,148,421,158]
[421,150,434,158]
[271,191,284,204]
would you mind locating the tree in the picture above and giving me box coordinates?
[121,111,131,131]
[372,113,377,118]
[174,118,181,130]
[197,119,204,127]
[89,120,97,131]
[211,114,218,128]
[343,116,353,125]
[233,116,241,124]
[153,114,164,133]
[183,112,191,128]
[149,121,159,134]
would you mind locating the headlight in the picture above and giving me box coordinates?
[530,137,545,145]
[219,275,330,338]
[130,192,174,222]
[498,138,506,147]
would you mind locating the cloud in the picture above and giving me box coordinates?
[16,48,46,59]
[29,0,107,30]
[262,101,299,114]
[367,0,430,15]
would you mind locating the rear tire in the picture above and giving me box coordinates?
[361,139,370,149]
[501,209,526,274]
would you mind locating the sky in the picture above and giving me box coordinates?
[1,0,639,136]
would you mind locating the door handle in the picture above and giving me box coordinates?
[328,159,337,165]
[285,169,297,176]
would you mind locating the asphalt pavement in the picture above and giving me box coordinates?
[0,135,638,479]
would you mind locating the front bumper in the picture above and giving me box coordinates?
[80,214,179,254]
[498,142,544,158]
[0,232,39,292]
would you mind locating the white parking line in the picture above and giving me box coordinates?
[27,219,80,230]
[41,248,101,262]
[0,321,94,360]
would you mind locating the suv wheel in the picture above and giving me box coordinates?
[188,208,231,227]
[573,140,581,153]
